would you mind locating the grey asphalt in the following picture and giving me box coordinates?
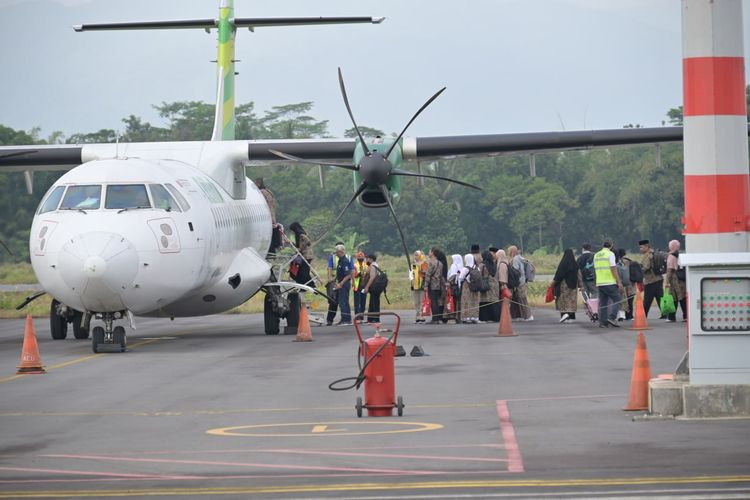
[0,307,748,499]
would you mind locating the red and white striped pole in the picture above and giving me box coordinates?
[683,0,749,252]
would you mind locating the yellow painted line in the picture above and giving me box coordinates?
[207,421,444,437]
[1,475,749,497]
[0,338,163,385]
[311,425,346,433]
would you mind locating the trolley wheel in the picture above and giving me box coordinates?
[355,397,363,418]
[396,396,404,417]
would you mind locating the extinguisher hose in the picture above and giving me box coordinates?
[327,330,397,391]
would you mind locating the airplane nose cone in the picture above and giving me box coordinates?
[58,231,139,311]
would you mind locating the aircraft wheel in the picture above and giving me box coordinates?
[92,326,105,353]
[72,311,89,339]
[264,294,280,335]
[113,326,126,352]
[50,300,68,340]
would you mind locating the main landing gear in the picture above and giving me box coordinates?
[91,312,127,353]
[50,299,89,340]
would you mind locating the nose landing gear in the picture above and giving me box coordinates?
[91,312,127,353]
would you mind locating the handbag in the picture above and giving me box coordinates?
[421,293,432,317]
[660,290,676,315]
[445,286,455,314]
[544,284,555,303]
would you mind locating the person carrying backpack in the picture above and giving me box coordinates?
[665,239,687,322]
[639,239,664,319]
[458,253,481,324]
[577,243,598,299]
[361,254,383,323]
[508,245,533,321]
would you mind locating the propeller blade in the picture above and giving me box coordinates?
[267,149,357,171]
[313,182,370,245]
[385,86,446,159]
[0,150,36,160]
[391,169,482,190]
[379,184,412,272]
[338,67,371,156]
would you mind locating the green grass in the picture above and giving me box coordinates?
[0,292,50,319]
[0,263,38,284]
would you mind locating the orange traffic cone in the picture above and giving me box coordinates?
[623,332,652,411]
[17,315,45,374]
[498,298,517,337]
[628,291,651,331]
[293,303,313,342]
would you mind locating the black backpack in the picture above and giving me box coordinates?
[505,262,522,290]
[578,253,595,282]
[629,261,644,283]
[653,250,668,276]
[468,265,490,293]
[369,268,388,294]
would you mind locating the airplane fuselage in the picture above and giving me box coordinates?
[31,157,272,318]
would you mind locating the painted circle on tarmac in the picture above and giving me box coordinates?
[207,421,443,437]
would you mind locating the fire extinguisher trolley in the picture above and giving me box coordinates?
[353,312,405,417]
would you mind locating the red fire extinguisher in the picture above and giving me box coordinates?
[328,312,404,417]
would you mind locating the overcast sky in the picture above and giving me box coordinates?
[1,0,749,140]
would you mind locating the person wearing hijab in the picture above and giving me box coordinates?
[495,249,511,323]
[433,248,450,323]
[665,239,687,322]
[447,254,464,323]
[288,222,313,287]
[411,250,428,323]
[458,253,481,324]
[551,248,581,322]
[616,248,635,321]
[479,250,500,322]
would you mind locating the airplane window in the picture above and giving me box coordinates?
[165,183,190,211]
[105,184,151,210]
[149,184,181,212]
[38,185,65,214]
[60,185,102,210]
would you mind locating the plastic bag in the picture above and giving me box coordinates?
[544,284,555,303]
[421,293,432,317]
[445,286,455,314]
[660,289,676,315]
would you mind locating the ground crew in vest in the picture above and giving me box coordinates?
[594,240,624,328]
[352,251,369,320]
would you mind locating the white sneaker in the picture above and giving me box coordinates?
[559,313,570,323]
[524,316,534,322]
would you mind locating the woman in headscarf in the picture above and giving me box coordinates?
[665,239,687,322]
[434,248,450,323]
[288,222,313,287]
[447,254,464,324]
[551,248,580,323]
[458,253,481,324]
[616,248,635,321]
[479,250,500,322]
[411,250,428,323]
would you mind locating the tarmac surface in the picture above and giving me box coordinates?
[0,307,749,499]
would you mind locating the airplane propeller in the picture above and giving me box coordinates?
[269,67,481,270]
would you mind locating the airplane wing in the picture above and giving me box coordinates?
[0,124,742,172]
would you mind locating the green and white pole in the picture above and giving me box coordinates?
[211,0,236,141]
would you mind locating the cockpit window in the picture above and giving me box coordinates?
[148,184,181,212]
[105,184,151,210]
[165,183,190,211]
[38,185,65,214]
[60,185,102,210]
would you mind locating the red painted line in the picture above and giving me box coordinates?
[263,448,510,463]
[496,400,525,473]
[684,57,747,116]
[0,465,188,479]
[42,453,435,476]
[684,174,750,234]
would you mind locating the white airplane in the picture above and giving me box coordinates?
[0,0,691,353]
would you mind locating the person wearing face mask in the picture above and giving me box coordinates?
[352,251,369,320]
